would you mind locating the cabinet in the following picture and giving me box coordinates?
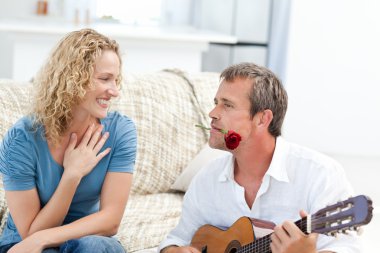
[193,0,272,72]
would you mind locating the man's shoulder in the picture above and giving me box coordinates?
[284,139,343,173]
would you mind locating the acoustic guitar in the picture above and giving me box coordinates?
[191,195,373,253]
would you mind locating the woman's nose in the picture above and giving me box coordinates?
[107,86,119,98]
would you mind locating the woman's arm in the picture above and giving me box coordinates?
[5,172,81,238]
[8,171,132,252]
[6,124,110,239]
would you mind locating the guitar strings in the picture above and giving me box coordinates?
[236,200,360,252]
[237,212,352,253]
[238,218,309,253]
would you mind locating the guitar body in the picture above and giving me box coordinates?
[190,217,255,253]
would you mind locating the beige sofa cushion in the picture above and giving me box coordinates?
[185,72,221,125]
[112,71,217,194]
[116,193,183,252]
[0,174,7,233]
[0,79,32,141]
[171,144,228,192]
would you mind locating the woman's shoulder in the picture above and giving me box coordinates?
[3,116,36,140]
[0,116,38,180]
[102,111,136,131]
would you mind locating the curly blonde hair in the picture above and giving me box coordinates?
[31,28,122,146]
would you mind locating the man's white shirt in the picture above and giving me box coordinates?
[159,137,362,253]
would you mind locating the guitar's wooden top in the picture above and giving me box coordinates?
[191,217,254,253]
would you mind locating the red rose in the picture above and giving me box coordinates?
[195,124,242,150]
[224,130,242,150]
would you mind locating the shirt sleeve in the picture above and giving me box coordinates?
[107,115,137,173]
[0,126,36,191]
[309,160,363,253]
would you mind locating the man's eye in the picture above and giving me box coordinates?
[225,104,232,108]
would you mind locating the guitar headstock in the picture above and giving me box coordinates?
[311,195,373,235]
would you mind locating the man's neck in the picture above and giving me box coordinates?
[233,135,276,181]
[233,135,276,209]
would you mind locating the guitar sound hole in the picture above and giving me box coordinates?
[226,240,241,253]
[229,248,237,253]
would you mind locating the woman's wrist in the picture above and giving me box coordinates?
[61,169,83,184]
[28,230,50,249]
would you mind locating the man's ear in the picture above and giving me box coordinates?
[258,109,273,127]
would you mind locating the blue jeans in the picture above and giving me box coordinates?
[0,235,125,253]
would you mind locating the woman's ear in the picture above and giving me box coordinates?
[259,109,273,128]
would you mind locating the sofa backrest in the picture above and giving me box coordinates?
[0,71,220,196]
[112,70,220,194]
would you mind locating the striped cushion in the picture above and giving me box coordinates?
[116,193,183,252]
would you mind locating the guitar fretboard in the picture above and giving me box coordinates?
[238,217,308,253]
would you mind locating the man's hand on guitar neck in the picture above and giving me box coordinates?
[161,245,200,253]
[270,210,334,253]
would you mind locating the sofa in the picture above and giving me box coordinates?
[0,69,221,252]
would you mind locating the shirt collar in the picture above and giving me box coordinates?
[218,137,290,183]
[218,154,234,182]
[266,137,290,183]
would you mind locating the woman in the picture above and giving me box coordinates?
[0,29,137,253]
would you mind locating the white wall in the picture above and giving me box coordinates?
[0,0,95,22]
[161,0,194,26]
[0,0,35,18]
[282,0,380,157]
[0,0,64,19]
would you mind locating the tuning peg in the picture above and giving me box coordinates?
[354,227,363,236]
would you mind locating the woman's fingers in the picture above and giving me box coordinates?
[88,124,104,149]
[66,133,77,151]
[94,131,109,154]
[78,123,95,148]
[95,147,111,163]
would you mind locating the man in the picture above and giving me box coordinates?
[159,63,361,253]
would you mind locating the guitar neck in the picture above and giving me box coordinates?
[238,217,308,253]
